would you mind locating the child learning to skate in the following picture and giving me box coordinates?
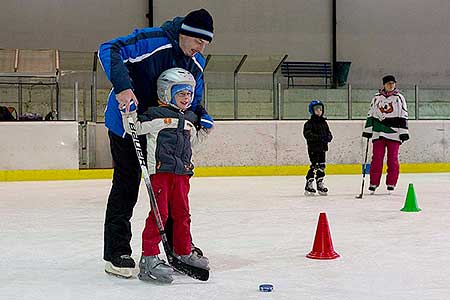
[122,68,212,284]
[362,75,409,193]
[303,100,333,196]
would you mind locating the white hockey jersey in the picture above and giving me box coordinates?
[362,89,409,143]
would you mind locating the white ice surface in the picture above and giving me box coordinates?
[1,174,450,300]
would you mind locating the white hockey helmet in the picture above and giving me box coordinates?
[157,67,196,109]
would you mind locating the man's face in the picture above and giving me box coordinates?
[179,34,210,57]
[384,81,396,92]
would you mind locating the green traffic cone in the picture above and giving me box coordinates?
[401,183,421,212]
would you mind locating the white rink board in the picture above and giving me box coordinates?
[93,120,450,168]
[1,173,449,299]
[0,121,79,170]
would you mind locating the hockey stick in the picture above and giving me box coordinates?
[356,138,370,199]
[126,113,209,281]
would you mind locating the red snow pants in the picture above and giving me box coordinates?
[369,138,401,187]
[141,173,192,256]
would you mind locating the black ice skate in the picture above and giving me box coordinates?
[368,185,377,195]
[304,178,316,196]
[105,254,135,279]
[316,177,328,196]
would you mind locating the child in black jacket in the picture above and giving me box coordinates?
[303,100,333,195]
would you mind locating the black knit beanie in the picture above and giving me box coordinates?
[180,9,214,42]
[382,75,396,85]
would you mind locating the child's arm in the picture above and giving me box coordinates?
[186,118,211,149]
[121,110,157,136]
[325,122,333,143]
[397,94,409,142]
[303,121,320,142]
[191,128,210,149]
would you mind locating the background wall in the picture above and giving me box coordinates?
[154,0,332,61]
[0,0,147,51]
[338,0,450,87]
[0,1,449,88]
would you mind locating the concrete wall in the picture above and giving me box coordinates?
[0,0,147,51]
[0,122,79,170]
[1,1,449,86]
[154,0,332,60]
[338,0,450,87]
[92,120,450,168]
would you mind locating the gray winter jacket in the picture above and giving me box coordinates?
[123,106,207,175]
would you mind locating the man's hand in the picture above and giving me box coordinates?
[116,89,138,112]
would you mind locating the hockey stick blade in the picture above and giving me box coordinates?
[167,253,209,281]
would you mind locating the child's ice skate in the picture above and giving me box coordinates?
[316,177,328,196]
[138,255,176,284]
[304,178,316,196]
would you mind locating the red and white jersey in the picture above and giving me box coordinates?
[363,89,409,142]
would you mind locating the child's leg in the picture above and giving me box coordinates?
[369,139,386,187]
[141,173,170,256]
[306,150,317,180]
[170,174,192,256]
[315,152,326,179]
[386,140,401,186]
[165,205,174,249]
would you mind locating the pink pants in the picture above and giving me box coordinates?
[369,138,401,187]
[142,173,192,256]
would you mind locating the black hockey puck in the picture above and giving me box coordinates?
[259,283,273,292]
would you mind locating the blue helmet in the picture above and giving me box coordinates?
[308,99,324,115]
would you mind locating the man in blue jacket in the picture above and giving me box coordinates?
[98,8,214,278]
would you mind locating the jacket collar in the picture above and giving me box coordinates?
[379,88,399,98]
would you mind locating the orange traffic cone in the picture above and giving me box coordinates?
[306,212,340,260]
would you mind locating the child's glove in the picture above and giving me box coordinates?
[200,114,214,129]
[119,100,137,115]
[399,133,409,143]
[320,133,332,143]
[362,132,372,139]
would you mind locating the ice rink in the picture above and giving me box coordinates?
[1,173,450,300]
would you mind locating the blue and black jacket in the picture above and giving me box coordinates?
[98,17,207,137]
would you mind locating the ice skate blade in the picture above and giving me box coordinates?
[318,191,328,196]
[304,191,316,196]
[138,272,173,284]
[105,262,133,279]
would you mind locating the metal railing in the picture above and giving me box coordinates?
[1,52,450,121]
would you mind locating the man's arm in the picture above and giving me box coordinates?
[98,27,169,111]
